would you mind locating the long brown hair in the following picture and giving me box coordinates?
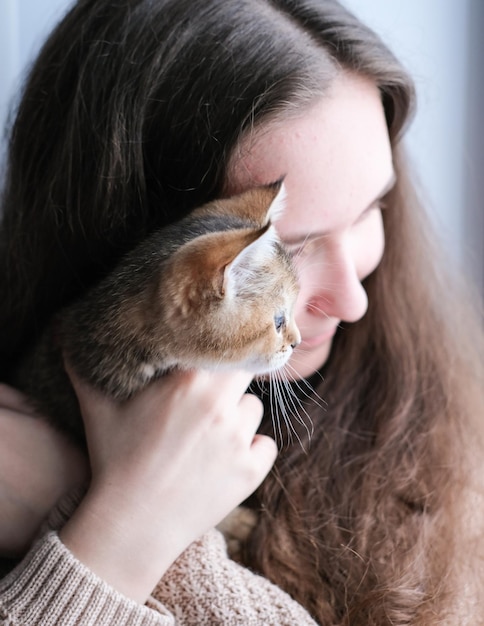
[1,0,483,623]
[248,142,484,622]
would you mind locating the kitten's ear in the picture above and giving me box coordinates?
[223,223,277,297]
[192,179,287,228]
[221,181,285,296]
[263,178,286,224]
[166,227,269,315]
[167,182,285,315]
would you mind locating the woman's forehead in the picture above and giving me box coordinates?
[227,73,394,234]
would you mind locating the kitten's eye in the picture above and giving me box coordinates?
[274,312,286,333]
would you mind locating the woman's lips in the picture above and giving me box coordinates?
[300,326,338,349]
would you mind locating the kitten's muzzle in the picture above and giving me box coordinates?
[289,328,302,349]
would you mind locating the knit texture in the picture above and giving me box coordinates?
[154,528,318,626]
[0,521,318,625]
[0,532,173,626]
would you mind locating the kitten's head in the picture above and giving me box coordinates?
[162,181,300,374]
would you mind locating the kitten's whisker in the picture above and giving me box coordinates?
[283,231,313,263]
[253,377,266,395]
[269,374,289,449]
[271,369,314,451]
[278,370,314,444]
[305,304,332,318]
[284,363,326,410]
[268,375,284,449]
[271,373,303,450]
[274,373,303,449]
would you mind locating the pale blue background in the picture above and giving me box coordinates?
[1,0,482,294]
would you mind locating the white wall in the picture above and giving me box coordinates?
[1,0,482,294]
[0,0,71,141]
[343,1,467,251]
[343,0,483,294]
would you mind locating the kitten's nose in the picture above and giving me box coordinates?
[290,327,301,349]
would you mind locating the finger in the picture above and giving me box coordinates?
[196,369,255,401]
[64,360,115,418]
[236,393,265,438]
[143,369,256,424]
[247,433,278,486]
[0,383,37,415]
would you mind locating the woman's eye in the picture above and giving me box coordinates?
[286,244,309,261]
[353,207,372,227]
[274,312,286,333]
[354,202,385,226]
[286,238,321,261]
[287,247,302,259]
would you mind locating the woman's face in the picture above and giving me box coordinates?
[228,73,395,379]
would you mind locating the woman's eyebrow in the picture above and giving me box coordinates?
[281,170,397,247]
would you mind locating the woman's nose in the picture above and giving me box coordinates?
[304,249,368,324]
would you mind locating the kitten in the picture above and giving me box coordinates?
[13,181,300,444]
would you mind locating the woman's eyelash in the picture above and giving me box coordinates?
[284,200,388,257]
[356,201,387,224]
[286,246,302,258]
[286,241,315,259]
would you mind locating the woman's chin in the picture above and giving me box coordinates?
[283,339,333,381]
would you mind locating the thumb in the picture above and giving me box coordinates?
[63,359,113,422]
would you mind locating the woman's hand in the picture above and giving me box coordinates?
[0,383,88,557]
[60,368,277,603]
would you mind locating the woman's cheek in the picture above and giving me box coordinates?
[354,208,385,280]
[291,259,318,320]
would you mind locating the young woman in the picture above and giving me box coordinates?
[1,0,483,624]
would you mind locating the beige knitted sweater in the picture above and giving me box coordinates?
[0,513,318,625]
